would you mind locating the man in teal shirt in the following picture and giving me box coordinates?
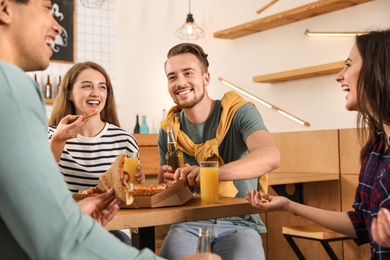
[158,43,280,259]
[0,1,219,259]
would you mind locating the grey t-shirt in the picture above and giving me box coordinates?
[158,100,267,233]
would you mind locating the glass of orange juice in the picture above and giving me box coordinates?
[123,152,139,184]
[200,161,219,204]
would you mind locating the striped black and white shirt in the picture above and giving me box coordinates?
[48,123,138,193]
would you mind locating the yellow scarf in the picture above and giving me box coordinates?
[160,91,268,197]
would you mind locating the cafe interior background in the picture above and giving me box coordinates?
[32,0,389,134]
[26,0,390,258]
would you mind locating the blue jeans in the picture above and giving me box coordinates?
[109,230,131,245]
[159,220,265,260]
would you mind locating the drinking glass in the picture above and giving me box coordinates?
[124,152,139,184]
[200,161,219,204]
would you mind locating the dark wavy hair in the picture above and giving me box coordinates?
[166,43,209,73]
[355,30,390,161]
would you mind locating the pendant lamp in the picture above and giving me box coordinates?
[80,0,105,8]
[176,0,204,41]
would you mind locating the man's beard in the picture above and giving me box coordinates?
[176,87,205,109]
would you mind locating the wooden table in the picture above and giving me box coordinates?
[105,195,259,251]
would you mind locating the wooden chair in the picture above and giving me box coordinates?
[282,224,353,260]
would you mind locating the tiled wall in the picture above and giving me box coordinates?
[27,0,116,116]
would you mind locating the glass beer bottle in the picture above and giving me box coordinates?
[165,126,184,172]
[133,114,140,133]
[196,227,211,254]
[44,75,52,98]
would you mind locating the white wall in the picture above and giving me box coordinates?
[115,0,390,134]
[28,0,117,119]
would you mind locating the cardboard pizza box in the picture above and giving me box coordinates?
[132,180,193,208]
[73,180,194,208]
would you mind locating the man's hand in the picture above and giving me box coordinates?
[372,208,390,247]
[77,188,121,227]
[160,164,200,187]
[161,165,175,183]
[174,164,200,186]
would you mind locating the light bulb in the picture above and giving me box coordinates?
[187,23,193,35]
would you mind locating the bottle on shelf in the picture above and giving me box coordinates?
[161,109,167,121]
[196,227,211,254]
[139,115,149,134]
[133,114,140,134]
[56,75,61,98]
[44,75,52,99]
[165,126,184,172]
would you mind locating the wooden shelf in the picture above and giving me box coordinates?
[44,98,55,104]
[268,172,339,186]
[213,0,373,39]
[253,61,345,83]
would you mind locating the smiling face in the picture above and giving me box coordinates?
[69,68,108,115]
[9,0,61,71]
[336,44,363,112]
[165,53,210,109]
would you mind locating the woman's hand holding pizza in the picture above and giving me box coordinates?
[52,109,98,144]
[53,114,86,142]
[135,163,146,185]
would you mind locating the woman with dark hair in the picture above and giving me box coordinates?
[247,30,390,258]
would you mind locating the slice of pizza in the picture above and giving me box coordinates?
[99,154,134,205]
[69,109,98,123]
[81,186,106,195]
[130,183,167,196]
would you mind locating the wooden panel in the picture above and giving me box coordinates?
[253,61,345,83]
[213,0,374,39]
[133,134,160,176]
[133,133,158,146]
[268,172,339,185]
[339,169,371,258]
[341,174,358,213]
[139,146,160,175]
[270,130,339,174]
[343,240,371,259]
[45,98,55,104]
[266,181,342,260]
[339,128,366,175]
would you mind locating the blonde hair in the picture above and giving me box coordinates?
[48,61,120,127]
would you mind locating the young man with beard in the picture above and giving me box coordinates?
[0,1,219,259]
[158,43,281,260]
